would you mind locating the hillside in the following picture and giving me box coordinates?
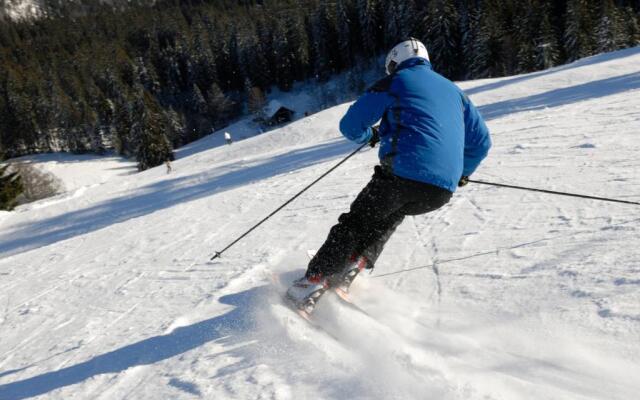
[0,47,639,399]
[3,0,638,167]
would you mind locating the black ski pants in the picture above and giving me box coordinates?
[307,165,452,277]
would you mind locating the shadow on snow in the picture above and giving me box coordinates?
[0,286,266,400]
[2,69,638,258]
[0,140,359,257]
[464,46,640,96]
[478,72,640,120]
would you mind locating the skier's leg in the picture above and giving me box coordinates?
[306,166,404,278]
[289,168,451,310]
[325,212,404,294]
[357,212,404,268]
[357,182,453,268]
[288,167,402,310]
[306,166,452,277]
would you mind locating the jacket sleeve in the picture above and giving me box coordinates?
[339,81,395,144]
[462,94,491,176]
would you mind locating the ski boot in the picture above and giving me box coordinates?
[285,274,329,316]
[285,256,371,315]
[331,255,370,299]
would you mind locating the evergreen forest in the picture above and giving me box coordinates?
[1,0,639,170]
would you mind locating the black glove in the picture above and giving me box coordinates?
[458,176,470,187]
[369,126,380,148]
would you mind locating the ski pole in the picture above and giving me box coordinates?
[469,179,640,206]
[210,142,369,261]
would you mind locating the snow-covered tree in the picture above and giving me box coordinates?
[422,0,461,79]
[536,11,560,70]
[207,82,233,128]
[383,0,402,48]
[134,95,174,171]
[622,7,640,47]
[466,7,499,79]
[311,1,339,80]
[336,0,355,68]
[284,14,310,82]
[271,20,294,90]
[564,0,595,61]
[190,84,208,115]
[358,0,380,57]
[596,0,625,53]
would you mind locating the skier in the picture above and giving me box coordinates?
[224,131,232,145]
[286,38,492,314]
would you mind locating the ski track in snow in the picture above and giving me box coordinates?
[1,47,640,399]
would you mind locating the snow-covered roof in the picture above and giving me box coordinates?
[264,100,293,119]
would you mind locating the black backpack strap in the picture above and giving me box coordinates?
[367,75,393,94]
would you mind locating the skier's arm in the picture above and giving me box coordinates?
[339,79,395,144]
[462,94,491,176]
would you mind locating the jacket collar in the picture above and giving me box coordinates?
[395,57,432,72]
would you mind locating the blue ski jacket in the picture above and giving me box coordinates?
[339,58,491,192]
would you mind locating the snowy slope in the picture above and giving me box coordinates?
[6,153,137,194]
[1,47,639,400]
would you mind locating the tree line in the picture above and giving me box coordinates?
[0,0,638,175]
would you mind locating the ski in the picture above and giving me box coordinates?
[270,271,328,328]
[332,287,373,319]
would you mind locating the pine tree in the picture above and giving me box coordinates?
[383,0,402,48]
[190,83,208,114]
[336,0,355,68]
[311,1,339,80]
[284,14,310,81]
[134,95,174,171]
[622,7,640,47]
[113,98,134,156]
[252,17,275,89]
[163,106,185,146]
[461,4,478,79]
[245,78,266,119]
[422,0,461,79]
[191,24,218,92]
[136,122,173,171]
[564,0,595,61]
[596,0,625,53]
[536,11,560,70]
[395,0,416,40]
[226,31,245,91]
[207,82,233,128]
[0,163,24,210]
[241,33,271,92]
[514,2,538,73]
[271,20,294,90]
[467,7,498,79]
[358,0,380,57]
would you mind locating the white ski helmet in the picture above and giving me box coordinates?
[385,38,430,75]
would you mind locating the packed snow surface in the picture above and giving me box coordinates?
[1,47,640,399]
[6,153,137,193]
